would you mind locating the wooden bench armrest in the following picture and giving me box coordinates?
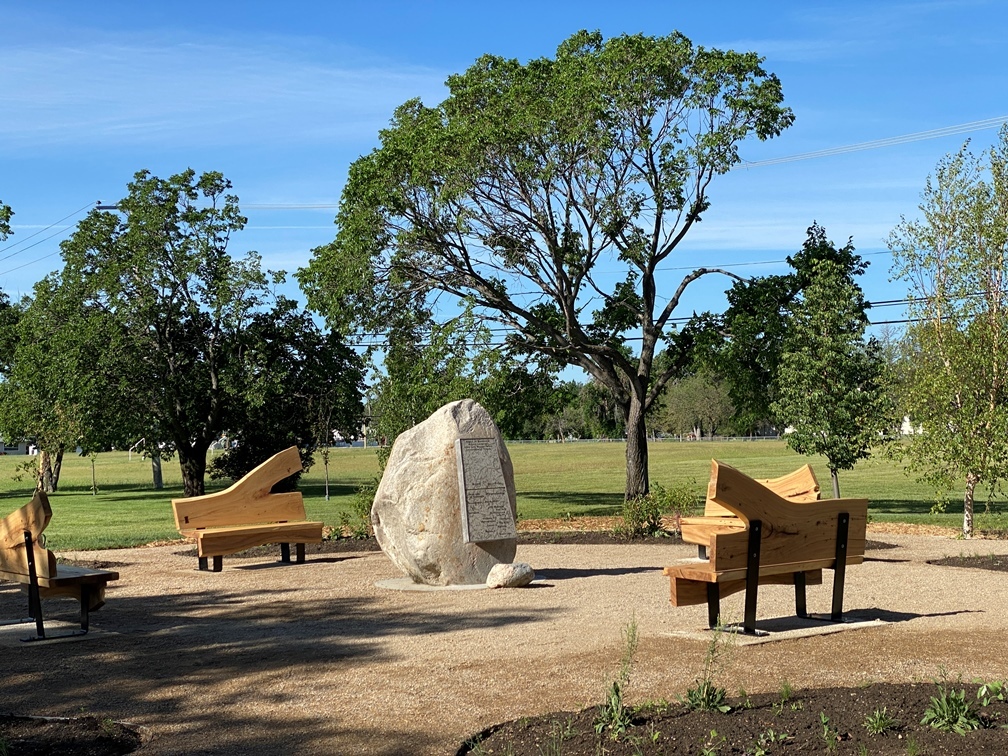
[680,516,744,548]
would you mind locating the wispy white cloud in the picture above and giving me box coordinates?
[0,35,448,153]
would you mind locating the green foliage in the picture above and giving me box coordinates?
[616,479,700,538]
[54,169,279,497]
[299,29,793,501]
[340,479,378,539]
[751,727,790,755]
[594,616,638,740]
[208,298,364,487]
[0,200,11,241]
[889,125,1008,536]
[682,622,734,713]
[863,706,900,735]
[921,680,981,734]
[772,224,894,497]
[699,729,725,756]
[977,680,1007,706]
[654,370,735,439]
[819,711,840,752]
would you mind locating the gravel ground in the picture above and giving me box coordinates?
[3,527,1008,755]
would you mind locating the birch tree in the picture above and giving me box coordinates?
[888,126,1008,537]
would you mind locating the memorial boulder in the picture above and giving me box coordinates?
[371,399,518,585]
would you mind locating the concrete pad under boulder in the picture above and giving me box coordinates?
[370,399,517,586]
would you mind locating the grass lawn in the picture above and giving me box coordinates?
[0,440,1003,550]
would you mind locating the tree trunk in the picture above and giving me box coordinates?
[151,454,163,490]
[51,447,64,491]
[963,472,978,538]
[38,450,55,493]
[178,444,209,497]
[830,468,841,499]
[34,445,66,493]
[624,394,649,501]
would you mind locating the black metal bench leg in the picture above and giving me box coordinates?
[706,583,720,628]
[794,572,807,618]
[743,520,762,634]
[198,556,208,571]
[212,556,223,572]
[295,543,305,563]
[280,543,291,563]
[79,585,91,633]
[831,512,850,621]
[24,530,45,640]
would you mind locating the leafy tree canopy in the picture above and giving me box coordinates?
[889,126,1008,536]
[771,226,893,497]
[299,29,793,499]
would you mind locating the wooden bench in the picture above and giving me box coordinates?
[663,460,867,635]
[0,491,118,641]
[172,446,323,571]
[680,463,822,558]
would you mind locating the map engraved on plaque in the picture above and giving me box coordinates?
[455,437,516,543]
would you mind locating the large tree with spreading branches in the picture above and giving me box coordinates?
[299,30,793,499]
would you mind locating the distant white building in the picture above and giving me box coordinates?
[0,438,29,454]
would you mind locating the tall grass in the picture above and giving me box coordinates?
[0,440,1002,550]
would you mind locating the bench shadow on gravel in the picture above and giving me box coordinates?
[3,579,561,754]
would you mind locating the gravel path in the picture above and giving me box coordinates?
[3,528,1008,755]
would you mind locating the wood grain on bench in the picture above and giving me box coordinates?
[172,446,323,571]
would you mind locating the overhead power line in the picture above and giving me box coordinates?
[737,116,1008,169]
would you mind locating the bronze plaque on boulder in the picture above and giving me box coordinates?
[455,437,516,543]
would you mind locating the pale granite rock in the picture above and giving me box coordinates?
[486,562,535,589]
[371,399,517,585]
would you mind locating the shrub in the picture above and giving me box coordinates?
[616,479,701,538]
[340,478,378,539]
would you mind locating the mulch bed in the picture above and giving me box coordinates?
[457,681,1008,755]
[0,715,144,755]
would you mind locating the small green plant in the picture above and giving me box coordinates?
[699,729,725,756]
[819,712,839,753]
[977,679,1006,706]
[682,621,735,713]
[594,616,638,740]
[863,706,900,735]
[921,679,981,733]
[750,727,790,754]
[857,744,868,756]
[0,735,9,756]
[340,478,378,538]
[100,717,117,736]
[905,735,920,756]
[737,686,753,709]
[539,717,576,756]
[778,679,794,704]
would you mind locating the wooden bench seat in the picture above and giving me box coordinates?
[664,460,866,635]
[172,446,323,571]
[0,491,118,641]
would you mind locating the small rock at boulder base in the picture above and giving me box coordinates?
[486,562,535,588]
[371,399,517,586]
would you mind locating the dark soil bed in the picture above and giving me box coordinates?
[0,715,144,755]
[929,553,1008,572]
[458,682,1008,755]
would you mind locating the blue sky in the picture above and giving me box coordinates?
[2,1,1007,340]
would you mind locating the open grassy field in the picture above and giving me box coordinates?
[0,440,1003,550]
